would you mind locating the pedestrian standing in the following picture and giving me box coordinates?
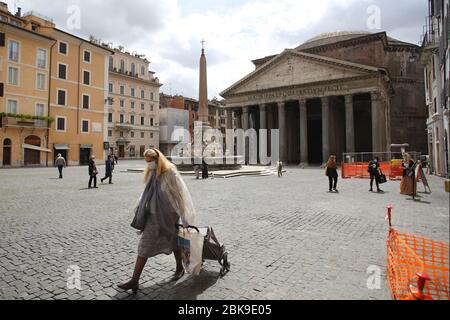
[88,155,98,189]
[114,153,119,165]
[368,157,382,192]
[54,154,66,179]
[277,161,283,177]
[101,155,114,184]
[325,155,339,193]
[202,159,209,179]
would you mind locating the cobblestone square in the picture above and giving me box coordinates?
[0,161,449,300]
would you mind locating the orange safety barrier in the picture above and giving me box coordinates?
[342,162,393,179]
[386,205,450,300]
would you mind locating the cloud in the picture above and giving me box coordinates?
[8,0,428,99]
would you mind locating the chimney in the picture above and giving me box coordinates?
[0,2,8,13]
[15,7,21,17]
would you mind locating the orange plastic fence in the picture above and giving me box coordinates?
[342,162,395,179]
[387,229,450,300]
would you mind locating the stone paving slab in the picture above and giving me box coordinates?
[0,161,448,300]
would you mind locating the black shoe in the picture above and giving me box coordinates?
[171,270,185,282]
[109,182,114,184]
[94,186,98,189]
[88,186,92,189]
[369,189,373,192]
[377,189,383,193]
[117,281,139,295]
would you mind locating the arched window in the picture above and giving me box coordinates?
[120,59,125,72]
[141,66,145,75]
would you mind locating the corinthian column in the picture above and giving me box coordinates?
[371,92,381,153]
[278,102,287,162]
[345,95,355,153]
[299,99,308,165]
[322,97,330,163]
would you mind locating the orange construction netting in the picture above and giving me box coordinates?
[387,229,450,300]
[342,162,395,179]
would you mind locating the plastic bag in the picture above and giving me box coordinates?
[177,226,204,276]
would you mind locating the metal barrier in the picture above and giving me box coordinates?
[342,152,421,180]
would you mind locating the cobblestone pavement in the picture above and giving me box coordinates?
[0,161,448,300]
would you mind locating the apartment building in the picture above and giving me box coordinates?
[0,4,54,166]
[421,0,450,177]
[107,48,161,159]
[0,3,114,167]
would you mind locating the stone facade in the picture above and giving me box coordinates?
[106,49,161,159]
[220,31,428,164]
[421,0,449,178]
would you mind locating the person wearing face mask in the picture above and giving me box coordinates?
[118,148,197,294]
[368,157,382,192]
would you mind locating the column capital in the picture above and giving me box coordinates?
[259,103,267,111]
[242,106,250,113]
[321,96,329,105]
[344,94,353,103]
[371,91,382,101]
[277,101,285,108]
[298,98,307,105]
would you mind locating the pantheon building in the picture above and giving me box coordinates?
[220,31,427,164]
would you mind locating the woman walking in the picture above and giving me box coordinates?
[118,148,197,294]
[325,155,339,193]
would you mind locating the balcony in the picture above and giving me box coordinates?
[1,116,48,129]
[113,122,133,131]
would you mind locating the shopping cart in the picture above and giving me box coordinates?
[176,225,231,277]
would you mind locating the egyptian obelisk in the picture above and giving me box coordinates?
[198,41,209,125]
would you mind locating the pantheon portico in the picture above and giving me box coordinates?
[220,31,427,164]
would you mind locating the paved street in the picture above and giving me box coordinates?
[0,160,448,300]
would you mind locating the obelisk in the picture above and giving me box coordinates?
[198,41,209,125]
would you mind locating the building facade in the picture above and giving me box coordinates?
[421,0,450,177]
[0,4,54,167]
[160,93,235,139]
[106,48,161,159]
[220,31,427,165]
[0,3,114,167]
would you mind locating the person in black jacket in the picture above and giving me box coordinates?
[88,155,98,189]
[368,157,382,192]
[325,155,339,192]
[101,155,114,184]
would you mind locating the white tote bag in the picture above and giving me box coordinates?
[177,227,204,276]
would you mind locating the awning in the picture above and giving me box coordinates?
[80,144,93,149]
[54,144,71,150]
[23,144,52,153]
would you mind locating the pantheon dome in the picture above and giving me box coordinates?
[297,30,411,50]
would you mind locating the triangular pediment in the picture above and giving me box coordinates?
[221,50,382,96]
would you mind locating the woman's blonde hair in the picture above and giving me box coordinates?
[404,153,411,162]
[143,148,174,182]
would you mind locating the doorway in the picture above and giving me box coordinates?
[24,135,41,166]
[79,148,91,166]
[3,138,11,166]
[119,145,125,158]
[307,99,323,164]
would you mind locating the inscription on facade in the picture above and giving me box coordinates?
[247,84,344,101]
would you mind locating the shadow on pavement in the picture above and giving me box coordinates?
[113,270,221,300]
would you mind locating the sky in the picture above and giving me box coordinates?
[6,0,428,100]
